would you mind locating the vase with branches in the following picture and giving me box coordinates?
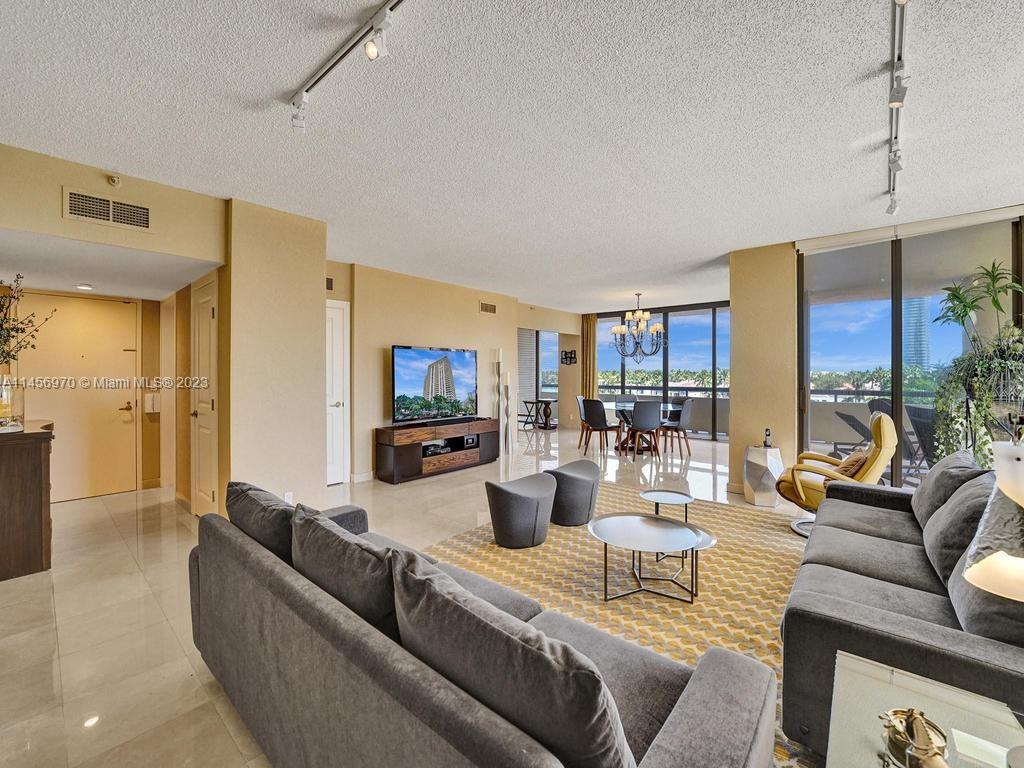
[933,261,1024,467]
[0,274,55,433]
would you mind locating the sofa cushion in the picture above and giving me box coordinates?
[528,610,691,761]
[435,563,542,622]
[226,481,296,563]
[911,451,987,528]
[361,532,438,564]
[948,550,1024,647]
[814,498,923,545]
[923,473,995,584]
[790,564,960,628]
[291,505,399,641]
[391,550,635,768]
[802,526,946,595]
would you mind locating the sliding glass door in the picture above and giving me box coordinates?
[799,217,1021,486]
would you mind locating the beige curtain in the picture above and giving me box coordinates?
[581,313,598,399]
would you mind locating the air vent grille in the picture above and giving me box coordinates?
[64,187,151,231]
[111,200,150,229]
[67,192,111,222]
[479,302,497,314]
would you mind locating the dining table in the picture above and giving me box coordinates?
[608,401,683,454]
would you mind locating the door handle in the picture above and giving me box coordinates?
[119,402,133,412]
[190,410,199,418]
[330,401,342,408]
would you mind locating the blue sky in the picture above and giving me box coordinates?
[597,312,730,373]
[810,295,964,371]
[393,348,477,400]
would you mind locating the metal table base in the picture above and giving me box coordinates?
[602,544,701,603]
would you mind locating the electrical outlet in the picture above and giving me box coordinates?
[283,491,294,504]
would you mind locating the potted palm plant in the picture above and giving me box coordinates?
[933,261,1024,467]
[0,275,55,433]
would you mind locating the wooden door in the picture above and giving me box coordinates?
[325,300,349,485]
[190,276,218,516]
[19,293,137,502]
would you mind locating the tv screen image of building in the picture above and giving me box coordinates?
[392,347,478,422]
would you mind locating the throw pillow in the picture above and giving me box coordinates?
[948,547,1024,647]
[922,472,995,584]
[226,481,296,563]
[823,450,869,487]
[390,550,636,768]
[291,505,399,641]
[911,451,988,528]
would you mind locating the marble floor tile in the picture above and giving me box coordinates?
[62,657,207,766]
[0,625,58,677]
[51,570,153,623]
[73,702,243,768]
[0,597,55,641]
[0,572,52,611]
[56,592,166,657]
[210,693,263,762]
[59,621,186,700]
[0,660,62,730]
[0,706,67,768]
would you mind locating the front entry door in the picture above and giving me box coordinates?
[191,275,218,516]
[325,300,349,485]
[19,293,138,502]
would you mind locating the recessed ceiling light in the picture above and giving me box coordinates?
[75,283,94,291]
[83,716,99,728]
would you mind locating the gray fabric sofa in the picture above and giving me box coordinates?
[190,498,777,768]
[781,472,1024,756]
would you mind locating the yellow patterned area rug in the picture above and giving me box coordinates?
[426,481,822,768]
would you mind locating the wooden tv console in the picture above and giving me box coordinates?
[375,417,500,484]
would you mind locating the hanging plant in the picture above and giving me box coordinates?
[933,261,1024,467]
[0,274,55,367]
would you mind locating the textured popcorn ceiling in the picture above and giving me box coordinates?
[1,1,1022,312]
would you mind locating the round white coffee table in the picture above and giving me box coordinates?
[588,513,716,603]
[639,488,694,522]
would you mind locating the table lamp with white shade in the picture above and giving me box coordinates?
[964,439,1024,768]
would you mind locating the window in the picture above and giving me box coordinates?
[596,302,729,439]
[539,331,559,400]
[517,328,561,421]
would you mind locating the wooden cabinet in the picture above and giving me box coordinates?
[375,418,500,484]
[0,421,55,582]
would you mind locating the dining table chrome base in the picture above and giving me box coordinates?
[602,545,699,603]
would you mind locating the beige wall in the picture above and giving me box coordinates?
[326,261,353,302]
[228,200,327,507]
[517,303,582,335]
[558,333,582,429]
[351,265,520,480]
[727,242,799,493]
[0,144,226,264]
[140,300,161,488]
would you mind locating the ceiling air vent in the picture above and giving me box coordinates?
[479,301,497,315]
[63,187,151,231]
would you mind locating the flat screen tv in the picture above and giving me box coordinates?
[392,346,478,423]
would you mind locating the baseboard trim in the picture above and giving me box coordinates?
[352,472,374,483]
[175,494,191,513]
[141,479,161,490]
[726,482,745,496]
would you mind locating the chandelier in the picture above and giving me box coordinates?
[611,293,664,363]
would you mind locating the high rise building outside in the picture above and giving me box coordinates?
[423,356,457,400]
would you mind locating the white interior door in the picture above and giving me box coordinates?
[191,275,218,515]
[19,293,138,502]
[325,300,350,485]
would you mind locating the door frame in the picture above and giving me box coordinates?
[326,299,351,484]
[190,272,218,514]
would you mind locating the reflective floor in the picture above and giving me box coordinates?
[0,428,800,767]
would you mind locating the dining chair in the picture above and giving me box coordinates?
[659,396,692,456]
[581,399,621,456]
[624,400,662,460]
[576,395,588,449]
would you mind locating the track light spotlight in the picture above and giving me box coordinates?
[365,10,392,61]
[894,0,910,5]
[888,76,907,108]
[885,192,899,216]
[290,91,309,134]
[888,145,904,173]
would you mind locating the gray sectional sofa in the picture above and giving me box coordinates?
[782,452,1024,756]
[189,482,778,768]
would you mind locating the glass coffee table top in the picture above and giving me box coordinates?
[639,488,694,506]
[588,513,699,553]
